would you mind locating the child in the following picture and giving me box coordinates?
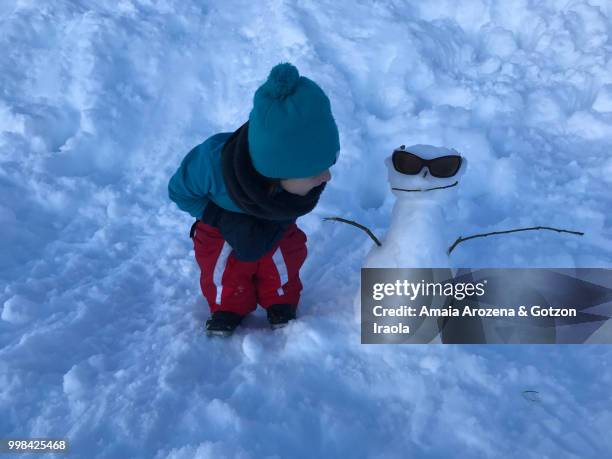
[168,62,340,336]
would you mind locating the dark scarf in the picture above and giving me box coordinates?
[221,121,326,220]
[198,122,326,262]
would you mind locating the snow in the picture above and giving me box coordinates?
[1,295,37,325]
[1,0,612,457]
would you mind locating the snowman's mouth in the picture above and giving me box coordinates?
[392,181,459,192]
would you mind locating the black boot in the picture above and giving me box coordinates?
[205,311,244,336]
[266,304,297,329]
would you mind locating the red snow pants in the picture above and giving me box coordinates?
[191,221,308,316]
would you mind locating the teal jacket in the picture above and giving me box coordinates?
[168,132,244,218]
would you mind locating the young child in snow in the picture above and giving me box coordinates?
[168,62,340,336]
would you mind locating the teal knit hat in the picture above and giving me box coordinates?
[248,62,340,179]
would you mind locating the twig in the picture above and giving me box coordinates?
[323,217,382,247]
[392,181,458,192]
[521,390,540,403]
[447,226,584,255]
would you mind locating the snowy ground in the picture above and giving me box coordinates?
[1,0,612,457]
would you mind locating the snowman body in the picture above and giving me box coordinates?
[364,195,452,269]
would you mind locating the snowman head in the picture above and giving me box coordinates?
[384,144,468,199]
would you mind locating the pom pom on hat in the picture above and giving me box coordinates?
[263,62,300,99]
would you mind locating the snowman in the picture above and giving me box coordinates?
[363,144,468,269]
[340,145,583,343]
[353,144,468,343]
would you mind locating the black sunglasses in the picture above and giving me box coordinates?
[392,146,462,178]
